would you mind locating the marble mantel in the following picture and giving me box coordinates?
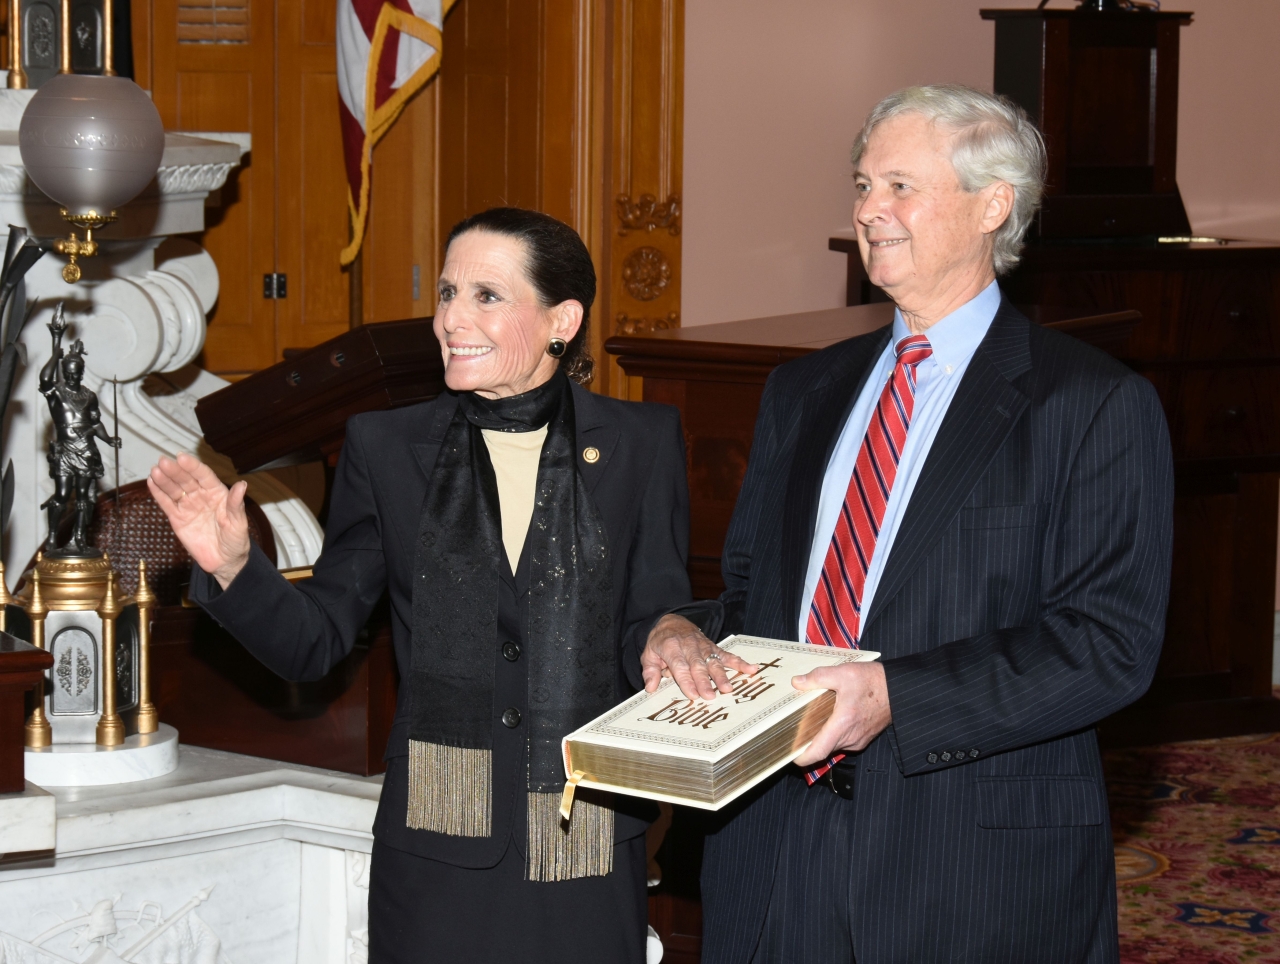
[0,746,381,963]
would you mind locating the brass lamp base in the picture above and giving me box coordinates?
[28,552,113,611]
[54,209,118,283]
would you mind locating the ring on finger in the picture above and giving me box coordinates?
[705,653,723,663]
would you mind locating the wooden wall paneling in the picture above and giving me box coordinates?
[606,0,683,400]
[131,0,152,88]
[437,0,543,246]
[152,0,277,375]
[539,0,608,392]
[143,0,681,381]
[435,0,608,388]
[362,82,438,324]
[275,0,351,356]
[578,0,609,397]
[540,0,576,228]
[417,83,442,317]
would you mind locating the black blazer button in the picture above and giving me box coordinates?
[971,748,980,758]
[502,641,521,662]
[502,707,522,728]
[941,751,952,762]
[954,750,966,760]
[927,752,938,764]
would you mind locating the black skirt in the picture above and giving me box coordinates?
[368,833,648,964]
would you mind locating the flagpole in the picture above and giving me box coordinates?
[348,212,363,329]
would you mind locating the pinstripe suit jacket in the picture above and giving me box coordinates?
[700,298,1174,963]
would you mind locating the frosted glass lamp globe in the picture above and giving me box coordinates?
[18,74,164,218]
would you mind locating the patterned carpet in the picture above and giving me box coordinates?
[1107,725,1280,964]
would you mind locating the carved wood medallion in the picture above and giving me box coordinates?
[621,247,671,302]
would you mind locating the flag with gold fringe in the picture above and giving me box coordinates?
[336,0,453,265]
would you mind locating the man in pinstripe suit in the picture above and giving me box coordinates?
[642,85,1173,962]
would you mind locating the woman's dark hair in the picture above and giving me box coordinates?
[446,207,597,385]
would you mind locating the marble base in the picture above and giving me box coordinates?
[0,746,381,963]
[0,783,55,859]
[24,724,179,787]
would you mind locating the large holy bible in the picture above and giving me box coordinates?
[562,636,879,809]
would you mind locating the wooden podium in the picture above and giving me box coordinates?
[980,6,1194,239]
[197,318,442,474]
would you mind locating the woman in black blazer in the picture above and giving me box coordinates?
[147,208,744,963]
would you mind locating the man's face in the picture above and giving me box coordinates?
[63,359,82,389]
[852,112,999,309]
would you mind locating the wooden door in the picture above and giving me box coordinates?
[149,0,278,375]
[273,0,350,354]
[437,0,543,232]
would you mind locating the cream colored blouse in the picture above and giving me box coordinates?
[481,426,549,573]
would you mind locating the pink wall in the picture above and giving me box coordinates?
[682,0,1280,327]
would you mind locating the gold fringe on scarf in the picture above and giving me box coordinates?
[526,789,614,882]
[406,740,492,837]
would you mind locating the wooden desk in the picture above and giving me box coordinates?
[150,604,398,776]
[606,301,1136,596]
[0,634,53,793]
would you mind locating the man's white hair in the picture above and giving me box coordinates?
[851,85,1046,275]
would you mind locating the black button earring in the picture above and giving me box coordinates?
[547,338,567,357]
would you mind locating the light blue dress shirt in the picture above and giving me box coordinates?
[798,280,1002,643]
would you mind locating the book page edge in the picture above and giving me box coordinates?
[571,740,813,810]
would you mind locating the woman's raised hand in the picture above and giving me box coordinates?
[148,452,252,590]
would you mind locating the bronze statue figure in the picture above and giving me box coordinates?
[39,304,120,556]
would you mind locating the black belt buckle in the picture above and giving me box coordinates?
[824,762,856,799]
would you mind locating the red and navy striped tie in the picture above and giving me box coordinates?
[803,334,933,783]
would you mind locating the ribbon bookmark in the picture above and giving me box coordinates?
[560,770,586,821]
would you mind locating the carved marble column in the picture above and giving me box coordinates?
[0,91,323,574]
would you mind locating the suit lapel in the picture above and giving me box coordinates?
[781,328,892,629]
[571,382,620,496]
[393,392,458,560]
[862,301,1033,634]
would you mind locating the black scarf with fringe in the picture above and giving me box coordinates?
[406,372,616,880]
